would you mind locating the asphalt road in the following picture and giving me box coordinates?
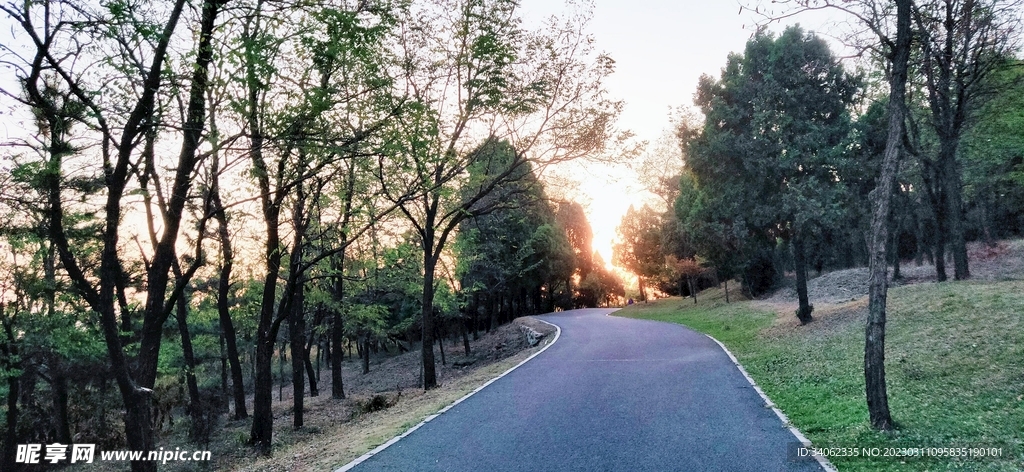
[345,308,824,471]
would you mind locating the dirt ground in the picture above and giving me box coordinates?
[193,317,558,472]
[756,239,1024,334]
[764,240,1024,305]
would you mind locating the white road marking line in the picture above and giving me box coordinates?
[334,319,562,472]
[704,334,838,472]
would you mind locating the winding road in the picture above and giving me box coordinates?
[342,308,824,471]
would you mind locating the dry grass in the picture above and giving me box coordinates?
[232,341,552,472]
[78,318,556,472]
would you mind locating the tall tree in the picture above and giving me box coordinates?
[863,0,914,432]
[2,1,225,468]
[674,170,744,302]
[909,0,1022,280]
[456,144,574,327]
[687,26,860,323]
[235,1,406,451]
[383,0,622,390]
[613,205,664,302]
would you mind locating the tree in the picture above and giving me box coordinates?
[687,26,860,323]
[1,0,226,468]
[613,205,664,302]
[674,170,744,302]
[382,0,621,390]
[960,60,1024,242]
[666,256,706,304]
[456,145,569,330]
[863,0,914,432]
[234,0,407,450]
[909,0,1022,280]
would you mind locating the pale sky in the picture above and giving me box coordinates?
[0,0,840,275]
[520,0,839,268]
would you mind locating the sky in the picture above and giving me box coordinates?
[0,0,840,277]
[518,0,838,269]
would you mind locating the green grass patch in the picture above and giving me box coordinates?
[617,281,1024,471]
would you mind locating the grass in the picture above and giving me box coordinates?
[616,280,1024,471]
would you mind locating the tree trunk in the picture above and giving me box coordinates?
[980,189,995,246]
[362,335,371,375]
[174,286,203,441]
[891,233,902,281]
[331,156,357,399]
[3,372,17,471]
[289,278,306,429]
[488,294,497,333]
[304,338,318,398]
[793,236,814,324]
[913,207,925,266]
[279,347,285,402]
[2,318,20,471]
[471,292,480,340]
[724,280,730,303]
[212,179,247,420]
[923,162,949,281]
[421,248,438,389]
[942,139,970,280]
[890,200,903,281]
[246,0,284,453]
[331,256,346,399]
[52,371,72,444]
[864,0,909,432]
[462,319,471,356]
[437,326,446,366]
[220,334,229,413]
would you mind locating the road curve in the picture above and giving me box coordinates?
[345,308,823,471]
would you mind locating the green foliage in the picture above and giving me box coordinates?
[456,139,576,314]
[344,238,423,341]
[961,60,1024,238]
[613,204,665,296]
[679,26,860,295]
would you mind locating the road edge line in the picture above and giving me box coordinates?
[334,318,562,472]
[703,334,838,472]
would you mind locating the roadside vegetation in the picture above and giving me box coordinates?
[77,318,556,472]
[618,262,1024,471]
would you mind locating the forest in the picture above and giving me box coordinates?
[0,0,625,469]
[1,0,1022,470]
[619,21,1024,310]
[612,0,1022,432]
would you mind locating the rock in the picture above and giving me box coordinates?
[452,357,477,368]
[519,324,545,347]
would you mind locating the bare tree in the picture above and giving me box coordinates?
[910,0,1022,281]
[746,0,914,431]
[382,0,625,389]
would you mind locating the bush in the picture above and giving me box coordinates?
[741,250,779,297]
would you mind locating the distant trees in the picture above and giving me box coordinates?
[909,0,1023,281]
[556,201,625,307]
[455,141,574,331]
[613,205,665,302]
[377,0,620,390]
[960,61,1024,243]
